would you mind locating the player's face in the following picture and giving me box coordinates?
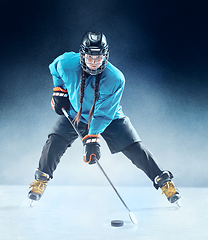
[84,54,104,70]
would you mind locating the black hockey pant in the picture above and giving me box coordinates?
[38,116,163,187]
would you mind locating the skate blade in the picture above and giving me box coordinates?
[30,200,38,207]
[175,199,181,208]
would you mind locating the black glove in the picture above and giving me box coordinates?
[51,87,70,115]
[82,134,101,164]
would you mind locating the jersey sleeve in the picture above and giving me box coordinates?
[88,78,125,135]
[49,59,66,89]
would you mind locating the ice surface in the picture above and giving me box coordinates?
[0,185,208,240]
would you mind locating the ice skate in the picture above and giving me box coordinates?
[28,169,50,203]
[155,171,181,207]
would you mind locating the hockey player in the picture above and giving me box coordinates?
[28,31,181,205]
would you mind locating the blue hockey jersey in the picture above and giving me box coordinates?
[49,52,125,135]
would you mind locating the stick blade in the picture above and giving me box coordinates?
[129,211,138,224]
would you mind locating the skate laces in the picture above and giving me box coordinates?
[161,181,178,199]
[29,179,48,195]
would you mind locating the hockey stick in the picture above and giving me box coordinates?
[62,108,137,224]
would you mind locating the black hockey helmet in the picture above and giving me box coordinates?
[79,31,109,75]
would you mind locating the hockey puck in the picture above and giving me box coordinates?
[111,220,124,227]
